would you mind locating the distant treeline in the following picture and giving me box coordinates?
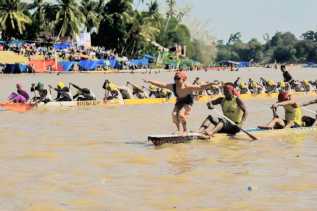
[215,31,317,64]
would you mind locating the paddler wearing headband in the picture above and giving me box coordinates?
[258,92,304,129]
[199,83,247,137]
[144,71,216,134]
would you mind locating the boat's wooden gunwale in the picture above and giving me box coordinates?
[148,126,317,146]
[1,91,316,110]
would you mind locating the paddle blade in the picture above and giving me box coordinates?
[249,134,258,141]
[239,128,258,141]
[0,102,33,113]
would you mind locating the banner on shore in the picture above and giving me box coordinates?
[76,32,91,49]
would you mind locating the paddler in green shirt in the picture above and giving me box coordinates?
[200,83,248,138]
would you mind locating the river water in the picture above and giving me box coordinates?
[0,68,317,210]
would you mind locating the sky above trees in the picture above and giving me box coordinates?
[165,0,317,42]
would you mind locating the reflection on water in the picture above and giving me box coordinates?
[1,70,317,210]
[166,145,202,175]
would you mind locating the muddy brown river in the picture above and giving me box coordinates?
[0,68,317,210]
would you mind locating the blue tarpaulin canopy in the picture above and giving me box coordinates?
[127,58,149,67]
[19,64,29,73]
[79,60,105,71]
[79,60,97,71]
[59,61,76,72]
[104,60,111,67]
[239,61,251,68]
[8,40,25,47]
[109,59,119,68]
[3,64,29,73]
[53,42,71,50]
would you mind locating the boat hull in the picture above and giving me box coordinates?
[148,127,317,146]
[38,91,317,108]
[1,91,316,110]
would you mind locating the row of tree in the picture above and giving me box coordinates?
[0,0,214,64]
[216,31,317,64]
[1,0,315,65]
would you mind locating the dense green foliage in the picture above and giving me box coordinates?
[0,0,31,39]
[0,0,315,64]
[216,31,317,64]
[0,0,214,65]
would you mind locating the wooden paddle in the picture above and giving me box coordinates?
[127,81,144,92]
[212,109,258,141]
[199,115,212,131]
[203,103,258,141]
[302,107,317,115]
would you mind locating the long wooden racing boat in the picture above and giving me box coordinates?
[0,102,34,112]
[0,91,316,111]
[148,126,317,146]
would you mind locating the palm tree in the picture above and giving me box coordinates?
[139,1,161,41]
[28,0,55,38]
[29,0,46,26]
[96,0,134,51]
[80,0,102,33]
[54,0,85,40]
[122,1,161,56]
[0,0,32,39]
[164,0,176,32]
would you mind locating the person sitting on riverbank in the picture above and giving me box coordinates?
[8,84,30,103]
[70,83,96,101]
